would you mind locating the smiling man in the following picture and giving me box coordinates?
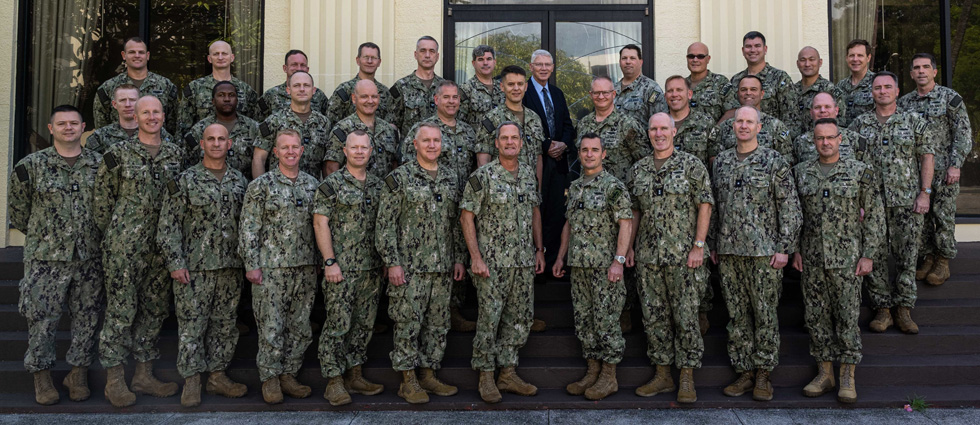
[708,75,793,163]
[459,45,505,129]
[794,47,846,137]
[178,40,260,137]
[685,42,731,123]
[723,32,798,136]
[324,79,400,178]
[93,37,179,134]
[260,50,330,119]
[836,39,875,127]
[390,36,446,137]
[327,42,393,123]
[791,93,866,165]
[253,71,331,179]
[87,84,161,154]
[613,44,666,126]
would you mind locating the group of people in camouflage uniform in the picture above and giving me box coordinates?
[10,29,971,408]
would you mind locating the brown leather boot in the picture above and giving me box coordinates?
[838,363,857,403]
[916,254,934,281]
[344,365,383,395]
[619,309,632,334]
[180,373,201,407]
[279,374,311,398]
[450,306,476,332]
[131,361,178,397]
[869,308,893,333]
[261,377,283,404]
[419,368,458,396]
[478,370,501,403]
[677,367,697,403]
[104,365,136,407]
[206,370,247,398]
[397,370,429,404]
[63,366,90,402]
[323,375,352,406]
[33,370,59,405]
[635,364,674,397]
[803,361,835,397]
[584,362,618,400]
[698,312,710,336]
[722,371,755,397]
[926,256,950,286]
[566,358,600,395]
[496,367,538,396]
[530,318,547,332]
[895,306,919,334]
[752,369,773,401]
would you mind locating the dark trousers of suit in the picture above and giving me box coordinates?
[541,154,574,278]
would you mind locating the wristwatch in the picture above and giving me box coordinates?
[324,258,337,266]
[694,240,706,249]
[922,187,933,195]
[536,247,546,253]
[615,255,626,264]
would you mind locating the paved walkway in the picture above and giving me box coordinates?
[1,408,978,424]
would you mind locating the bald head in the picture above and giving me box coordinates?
[797,46,822,79]
[687,42,709,55]
[810,92,839,120]
[203,123,229,139]
[208,40,234,70]
[354,79,379,96]
[201,123,232,162]
[136,96,164,135]
[209,40,232,55]
[353,79,380,116]
[686,42,711,73]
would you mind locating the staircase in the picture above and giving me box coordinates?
[1,244,979,413]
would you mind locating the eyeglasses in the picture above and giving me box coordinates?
[359,56,380,61]
[814,134,841,142]
[590,90,615,97]
[531,62,554,69]
[686,54,707,60]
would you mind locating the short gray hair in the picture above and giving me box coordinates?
[530,49,553,64]
[495,121,524,140]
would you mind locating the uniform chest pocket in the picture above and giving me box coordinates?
[853,91,874,106]
[405,186,432,203]
[664,177,691,194]
[37,179,67,194]
[122,165,145,181]
[619,96,644,111]
[490,186,511,204]
[601,131,621,150]
[405,93,431,110]
[927,100,946,118]
[188,191,213,206]
[335,189,363,207]
[833,183,859,198]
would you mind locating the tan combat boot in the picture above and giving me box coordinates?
[397,370,429,404]
[584,362,618,400]
[698,312,710,336]
[566,358,600,395]
[926,256,950,286]
[131,361,178,397]
[619,309,632,334]
[279,374,311,398]
[677,368,697,403]
[916,254,934,281]
[180,373,201,408]
[838,363,857,403]
[752,369,773,401]
[345,365,383,395]
[63,366,91,402]
[323,375,352,406]
[450,306,476,332]
[104,365,136,407]
[33,370,59,405]
[803,361,836,397]
[261,377,283,404]
[530,318,547,332]
[895,307,919,334]
[419,368,458,396]
[206,370,247,398]
[635,364,675,397]
[869,308,893,333]
[722,371,755,397]
[478,370,502,403]
[496,366,538,396]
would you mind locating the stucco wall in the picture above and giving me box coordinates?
[1,0,18,247]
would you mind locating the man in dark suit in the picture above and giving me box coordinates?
[523,49,576,279]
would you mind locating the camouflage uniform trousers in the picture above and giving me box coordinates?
[174,268,241,377]
[471,266,534,371]
[718,255,782,373]
[801,267,862,365]
[251,265,316,382]
[451,275,471,309]
[570,267,625,364]
[20,260,104,373]
[318,269,382,378]
[699,265,716,313]
[388,271,452,371]
[99,252,171,368]
[636,263,706,368]
[919,177,959,259]
[866,206,923,309]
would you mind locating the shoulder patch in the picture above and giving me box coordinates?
[332,128,347,142]
[337,88,349,101]
[97,87,110,103]
[15,164,28,183]
[468,175,483,192]
[775,167,789,181]
[384,175,399,191]
[260,122,273,137]
[857,136,868,152]
[318,181,336,197]
[167,178,179,196]
[184,134,196,147]
[482,118,495,134]
[103,152,119,170]
[390,86,401,99]
[860,169,874,185]
[258,98,270,112]
[182,86,191,97]
[608,186,623,204]
[459,89,468,103]
[950,94,963,108]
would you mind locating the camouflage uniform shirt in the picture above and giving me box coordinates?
[849,111,936,208]
[687,71,731,122]
[324,114,400,179]
[709,111,793,161]
[401,116,479,195]
[564,170,633,268]
[93,72,179,134]
[458,76,505,129]
[575,110,650,182]
[312,168,383,271]
[9,147,102,262]
[389,72,446,137]
[185,114,260,177]
[178,75,260,136]
[86,123,172,155]
[258,83,329,120]
[614,75,667,126]
[725,64,799,134]
[836,71,876,128]
[897,85,974,171]
[326,77,393,124]
[156,163,248,272]
[460,160,541,268]
[238,167,318,270]
[673,110,716,164]
[475,106,545,168]
[794,76,848,136]
[628,151,713,265]
[257,108,331,179]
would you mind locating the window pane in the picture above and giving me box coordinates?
[23,0,138,155]
[454,22,541,82]
[951,0,980,215]
[451,0,645,4]
[555,21,641,125]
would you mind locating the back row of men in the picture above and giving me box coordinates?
[13,30,971,407]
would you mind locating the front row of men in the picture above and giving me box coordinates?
[11,69,922,406]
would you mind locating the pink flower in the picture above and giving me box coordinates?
[904,404,913,412]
